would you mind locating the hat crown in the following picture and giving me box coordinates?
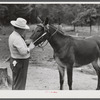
[16,18,27,27]
[10,17,29,29]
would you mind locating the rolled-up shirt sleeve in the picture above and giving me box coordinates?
[13,38,28,56]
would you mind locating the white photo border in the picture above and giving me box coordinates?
[0,1,100,99]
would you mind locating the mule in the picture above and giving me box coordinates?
[30,18,100,90]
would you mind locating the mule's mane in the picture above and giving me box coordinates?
[50,24,64,34]
[50,24,73,38]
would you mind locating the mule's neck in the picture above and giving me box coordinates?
[48,27,72,52]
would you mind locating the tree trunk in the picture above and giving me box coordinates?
[90,24,92,36]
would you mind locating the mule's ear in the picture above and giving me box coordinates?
[44,17,49,25]
[37,17,43,23]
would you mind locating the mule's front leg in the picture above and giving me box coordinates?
[58,66,65,90]
[92,60,100,90]
[66,66,73,90]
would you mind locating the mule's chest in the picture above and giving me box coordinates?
[54,56,66,67]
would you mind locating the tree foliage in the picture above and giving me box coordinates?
[0,4,100,26]
[72,8,97,26]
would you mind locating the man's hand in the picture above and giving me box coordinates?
[27,42,35,53]
[28,42,35,50]
[25,39,32,46]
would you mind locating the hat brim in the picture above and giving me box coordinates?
[10,21,30,30]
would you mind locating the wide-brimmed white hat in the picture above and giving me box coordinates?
[10,17,30,29]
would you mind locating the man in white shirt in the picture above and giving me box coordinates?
[8,17,35,90]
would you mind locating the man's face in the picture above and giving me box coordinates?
[21,29,26,39]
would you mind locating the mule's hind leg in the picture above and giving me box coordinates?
[92,59,100,90]
[58,65,65,90]
[66,66,73,90]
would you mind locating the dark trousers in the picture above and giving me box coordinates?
[10,57,29,90]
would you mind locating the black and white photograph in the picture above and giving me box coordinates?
[0,1,100,98]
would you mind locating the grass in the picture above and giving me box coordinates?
[0,26,13,35]
[63,25,100,36]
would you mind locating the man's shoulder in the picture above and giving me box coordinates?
[9,31,20,39]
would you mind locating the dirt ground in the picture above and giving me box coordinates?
[5,54,98,90]
[2,58,98,90]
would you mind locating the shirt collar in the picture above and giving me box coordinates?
[14,31,25,40]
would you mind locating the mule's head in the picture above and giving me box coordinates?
[30,17,58,46]
[30,17,50,46]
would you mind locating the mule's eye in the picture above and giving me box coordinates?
[37,30,41,32]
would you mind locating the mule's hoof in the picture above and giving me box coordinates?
[96,88,100,90]
[60,88,63,90]
[69,87,72,90]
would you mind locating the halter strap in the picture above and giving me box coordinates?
[38,26,59,48]
[48,26,59,40]
[33,32,47,44]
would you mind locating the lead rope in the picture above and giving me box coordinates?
[38,40,48,50]
[33,32,47,44]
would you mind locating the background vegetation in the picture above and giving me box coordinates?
[0,4,100,26]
